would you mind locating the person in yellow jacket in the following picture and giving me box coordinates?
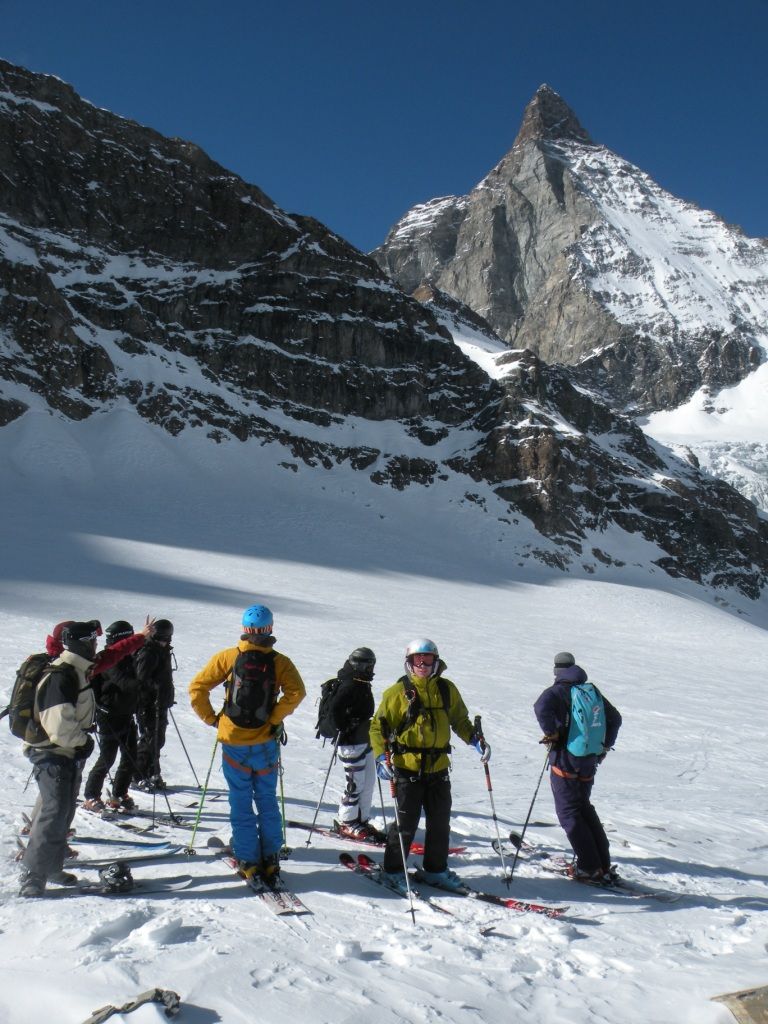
[189,604,305,885]
[369,638,490,894]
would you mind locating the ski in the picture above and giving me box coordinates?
[69,845,187,869]
[207,837,311,915]
[288,819,466,856]
[536,859,681,903]
[501,832,681,903]
[78,807,163,838]
[64,835,174,849]
[409,863,568,919]
[104,807,193,830]
[339,852,455,917]
[41,875,194,899]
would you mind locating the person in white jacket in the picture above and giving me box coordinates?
[19,621,99,898]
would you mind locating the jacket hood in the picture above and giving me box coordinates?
[553,664,588,685]
[237,636,277,652]
[56,649,95,674]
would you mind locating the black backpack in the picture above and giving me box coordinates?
[223,649,277,729]
[2,653,55,743]
[315,677,341,740]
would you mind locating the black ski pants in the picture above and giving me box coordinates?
[23,750,83,880]
[85,717,138,800]
[550,772,610,874]
[383,770,452,875]
[135,701,168,781]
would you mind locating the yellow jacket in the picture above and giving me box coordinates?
[189,639,306,746]
[369,667,475,775]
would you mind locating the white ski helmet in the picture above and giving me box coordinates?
[405,638,439,677]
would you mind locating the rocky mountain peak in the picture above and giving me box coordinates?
[514,83,592,146]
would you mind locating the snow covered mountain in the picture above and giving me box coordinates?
[372,85,768,509]
[1,60,767,603]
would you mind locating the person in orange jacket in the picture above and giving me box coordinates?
[189,604,305,886]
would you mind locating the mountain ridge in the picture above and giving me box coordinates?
[1,60,767,602]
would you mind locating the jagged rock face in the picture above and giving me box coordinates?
[1,61,767,599]
[460,349,768,596]
[0,59,492,444]
[372,84,768,415]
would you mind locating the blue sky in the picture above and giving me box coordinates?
[3,0,767,253]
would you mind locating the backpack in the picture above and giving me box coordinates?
[223,649,278,729]
[315,678,341,740]
[3,653,54,743]
[566,682,607,756]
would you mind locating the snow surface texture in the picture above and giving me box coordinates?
[0,413,766,1024]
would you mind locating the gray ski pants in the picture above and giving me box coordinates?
[22,751,82,879]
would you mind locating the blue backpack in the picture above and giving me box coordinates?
[566,683,606,756]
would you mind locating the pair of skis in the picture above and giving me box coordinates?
[340,852,568,919]
[207,837,311,916]
[286,819,466,856]
[496,831,681,903]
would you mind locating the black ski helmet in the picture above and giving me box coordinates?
[347,647,376,679]
[105,620,134,645]
[153,619,174,642]
[61,621,100,660]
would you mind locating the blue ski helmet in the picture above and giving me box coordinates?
[405,638,439,677]
[242,604,273,634]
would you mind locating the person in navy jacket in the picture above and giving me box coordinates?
[533,652,622,881]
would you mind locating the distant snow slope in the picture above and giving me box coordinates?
[642,363,768,511]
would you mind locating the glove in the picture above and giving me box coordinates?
[75,735,95,760]
[376,754,394,781]
[539,732,560,749]
[597,746,610,764]
[471,735,491,763]
[207,713,221,728]
[270,722,287,744]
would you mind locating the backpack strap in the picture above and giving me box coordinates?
[389,676,452,773]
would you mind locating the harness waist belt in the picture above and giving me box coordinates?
[551,764,594,783]
[222,750,277,777]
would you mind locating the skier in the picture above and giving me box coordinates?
[83,619,154,812]
[322,647,384,841]
[188,604,306,886]
[533,651,622,882]
[133,618,175,791]
[369,639,490,893]
[18,621,100,898]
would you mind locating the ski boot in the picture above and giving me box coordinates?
[414,867,466,893]
[18,870,46,898]
[379,870,408,896]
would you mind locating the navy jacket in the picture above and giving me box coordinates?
[533,664,622,779]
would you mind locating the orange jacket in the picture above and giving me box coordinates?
[189,639,305,745]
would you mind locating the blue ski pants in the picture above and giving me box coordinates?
[221,740,281,863]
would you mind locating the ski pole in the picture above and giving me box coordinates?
[474,715,510,885]
[276,728,291,856]
[507,747,550,883]
[305,732,340,847]
[383,726,417,925]
[169,709,202,788]
[186,732,219,853]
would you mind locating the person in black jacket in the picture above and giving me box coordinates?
[533,651,622,882]
[326,647,384,841]
[133,618,175,791]
[83,620,146,812]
